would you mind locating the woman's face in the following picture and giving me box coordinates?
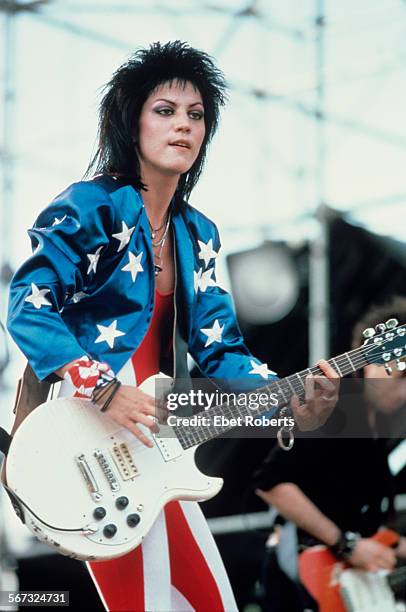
[137,80,206,179]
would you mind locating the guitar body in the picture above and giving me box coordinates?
[299,530,400,612]
[5,375,223,561]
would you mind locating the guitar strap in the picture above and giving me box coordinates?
[0,428,11,458]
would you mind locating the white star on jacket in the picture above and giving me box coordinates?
[112,221,135,252]
[201,319,224,347]
[194,267,217,293]
[249,360,277,380]
[198,239,219,268]
[52,215,67,226]
[95,320,125,349]
[87,246,103,275]
[24,283,52,310]
[193,268,202,293]
[121,251,144,282]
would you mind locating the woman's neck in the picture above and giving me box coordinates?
[141,169,179,228]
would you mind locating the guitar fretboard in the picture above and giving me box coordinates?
[172,346,369,450]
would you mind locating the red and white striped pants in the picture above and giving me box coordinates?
[87,499,237,611]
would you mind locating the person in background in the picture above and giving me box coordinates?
[254,296,406,612]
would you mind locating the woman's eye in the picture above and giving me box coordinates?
[156,108,173,115]
[189,111,204,120]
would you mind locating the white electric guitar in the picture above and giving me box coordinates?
[4,320,406,561]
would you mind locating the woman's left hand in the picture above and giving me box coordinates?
[291,359,340,431]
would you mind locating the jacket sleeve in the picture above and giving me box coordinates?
[188,221,278,393]
[7,181,115,381]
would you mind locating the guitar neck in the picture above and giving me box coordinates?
[173,346,369,450]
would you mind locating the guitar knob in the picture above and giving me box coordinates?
[93,507,106,520]
[127,514,141,528]
[116,496,129,510]
[375,323,386,333]
[103,524,117,538]
[385,318,398,329]
[362,328,375,339]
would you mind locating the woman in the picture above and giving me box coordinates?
[7,41,339,612]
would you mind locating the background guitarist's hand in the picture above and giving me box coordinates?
[98,384,159,448]
[348,538,396,572]
[291,359,340,431]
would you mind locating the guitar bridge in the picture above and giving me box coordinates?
[110,443,139,481]
[93,449,120,492]
[76,454,102,501]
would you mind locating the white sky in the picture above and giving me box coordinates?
[1,0,405,269]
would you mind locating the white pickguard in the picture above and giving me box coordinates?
[5,375,223,560]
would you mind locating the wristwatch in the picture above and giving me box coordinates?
[330,531,361,561]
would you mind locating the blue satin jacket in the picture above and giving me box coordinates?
[7,175,277,390]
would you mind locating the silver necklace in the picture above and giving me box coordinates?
[150,212,171,276]
[149,217,167,240]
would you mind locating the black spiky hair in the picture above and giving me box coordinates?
[85,40,228,206]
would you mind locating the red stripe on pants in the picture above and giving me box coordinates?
[164,501,225,612]
[88,545,145,612]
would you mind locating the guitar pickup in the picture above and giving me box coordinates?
[110,443,139,481]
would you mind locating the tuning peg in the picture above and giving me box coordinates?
[363,328,376,339]
[385,318,398,329]
[375,323,386,333]
[396,359,406,372]
[384,364,393,375]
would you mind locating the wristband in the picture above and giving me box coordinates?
[64,357,115,399]
[330,530,360,561]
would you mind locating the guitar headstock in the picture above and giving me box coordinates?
[361,318,406,372]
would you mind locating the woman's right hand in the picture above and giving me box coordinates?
[348,538,396,572]
[96,384,159,448]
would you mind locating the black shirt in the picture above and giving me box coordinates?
[252,396,398,537]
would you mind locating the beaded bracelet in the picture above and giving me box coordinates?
[95,379,122,413]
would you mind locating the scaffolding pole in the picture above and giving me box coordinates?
[1,9,16,317]
[309,0,329,364]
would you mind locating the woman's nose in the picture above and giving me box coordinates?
[174,112,191,132]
